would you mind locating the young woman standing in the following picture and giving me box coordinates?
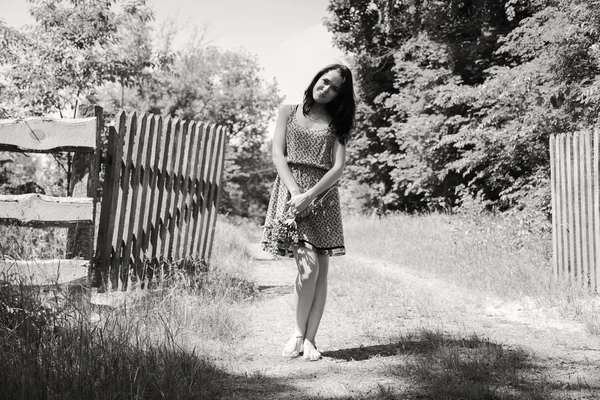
[262,64,356,361]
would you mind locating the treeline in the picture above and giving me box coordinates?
[326,0,600,215]
[0,0,281,219]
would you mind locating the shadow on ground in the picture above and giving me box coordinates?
[316,328,599,400]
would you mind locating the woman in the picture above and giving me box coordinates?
[262,64,356,361]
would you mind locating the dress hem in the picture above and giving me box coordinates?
[262,239,345,258]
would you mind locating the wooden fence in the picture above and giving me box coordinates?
[0,107,102,285]
[0,108,228,291]
[550,130,600,290]
[94,111,228,290]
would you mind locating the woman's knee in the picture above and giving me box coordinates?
[294,247,320,280]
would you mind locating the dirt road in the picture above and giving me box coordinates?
[224,242,600,399]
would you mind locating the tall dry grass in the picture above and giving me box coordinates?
[0,219,259,399]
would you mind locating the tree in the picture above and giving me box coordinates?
[96,23,283,220]
[326,0,600,214]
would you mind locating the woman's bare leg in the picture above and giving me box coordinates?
[303,253,329,360]
[282,246,320,357]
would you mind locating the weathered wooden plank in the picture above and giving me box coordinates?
[585,131,595,290]
[559,134,569,278]
[151,117,174,263]
[166,119,190,261]
[143,116,164,263]
[555,134,564,278]
[580,131,589,287]
[89,106,103,286]
[134,114,158,277]
[189,123,211,259]
[173,121,195,260]
[0,194,93,226]
[193,124,217,259]
[98,115,125,290]
[550,135,558,278]
[111,112,137,289]
[0,117,97,152]
[586,132,594,288]
[159,119,182,261]
[198,124,221,260]
[122,113,147,282]
[573,134,582,281]
[118,113,140,289]
[592,129,600,290]
[181,122,206,258]
[566,133,575,280]
[0,258,88,285]
[205,126,228,263]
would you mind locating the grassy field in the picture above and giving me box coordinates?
[0,219,259,400]
[0,212,597,399]
[343,212,600,335]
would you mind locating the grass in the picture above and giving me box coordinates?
[343,211,600,333]
[322,329,556,400]
[0,219,272,400]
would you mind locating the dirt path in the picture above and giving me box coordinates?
[226,241,600,399]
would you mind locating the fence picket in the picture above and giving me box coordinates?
[175,121,198,260]
[592,129,600,290]
[190,124,212,259]
[140,115,162,270]
[170,120,193,261]
[112,113,137,289]
[585,131,596,290]
[579,131,589,286]
[573,134,582,281]
[206,126,228,262]
[560,134,569,277]
[550,135,558,278]
[151,117,172,263]
[121,114,147,286]
[134,115,156,269]
[159,119,182,261]
[196,124,219,259]
[181,122,205,258]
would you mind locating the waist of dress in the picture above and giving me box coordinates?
[287,161,331,172]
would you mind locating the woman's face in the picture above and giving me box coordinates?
[312,69,344,104]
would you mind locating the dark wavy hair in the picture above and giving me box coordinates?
[302,64,356,145]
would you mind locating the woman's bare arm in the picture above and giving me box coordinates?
[272,104,301,196]
[287,139,346,212]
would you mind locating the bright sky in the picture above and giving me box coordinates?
[0,0,346,105]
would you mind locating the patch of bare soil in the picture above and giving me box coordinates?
[225,242,600,400]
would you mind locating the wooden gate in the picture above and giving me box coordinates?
[94,111,228,290]
[550,130,600,290]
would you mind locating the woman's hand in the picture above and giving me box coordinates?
[287,192,312,214]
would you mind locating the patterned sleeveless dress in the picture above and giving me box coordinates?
[262,104,345,257]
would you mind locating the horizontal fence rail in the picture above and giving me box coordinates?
[550,130,600,291]
[95,111,228,290]
[0,194,93,227]
[0,117,97,152]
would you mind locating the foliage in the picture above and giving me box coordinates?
[96,24,283,220]
[0,1,282,220]
[326,0,600,214]
[0,0,154,118]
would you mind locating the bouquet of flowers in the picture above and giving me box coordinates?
[263,186,336,258]
[263,207,300,258]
